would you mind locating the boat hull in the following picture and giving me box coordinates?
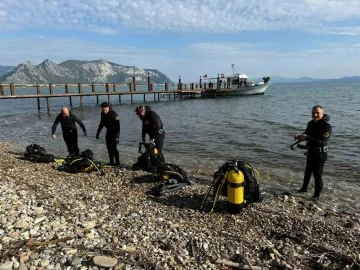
[201,83,269,98]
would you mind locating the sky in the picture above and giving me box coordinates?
[1,0,360,81]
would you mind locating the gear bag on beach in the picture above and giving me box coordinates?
[131,142,164,172]
[59,149,101,173]
[151,163,191,196]
[24,144,55,163]
[200,159,266,213]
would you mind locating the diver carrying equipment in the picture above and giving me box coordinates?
[24,144,55,163]
[200,159,266,213]
[131,142,163,172]
[153,163,191,196]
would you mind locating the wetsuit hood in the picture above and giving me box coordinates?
[322,114,330,121]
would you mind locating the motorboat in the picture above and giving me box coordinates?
[201,73,271,97]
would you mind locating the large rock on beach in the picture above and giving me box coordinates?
[93,256,117,267]
[0,142,359,270]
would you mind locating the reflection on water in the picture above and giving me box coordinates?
[0,82,359,212]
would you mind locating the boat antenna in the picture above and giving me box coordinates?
[231,64,235,75]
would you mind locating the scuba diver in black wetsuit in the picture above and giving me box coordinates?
[294,105,332,201]
[135,105,165,163]
[96,102,121,167]
[52,107,87,155]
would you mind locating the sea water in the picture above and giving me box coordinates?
[0,81,359,212]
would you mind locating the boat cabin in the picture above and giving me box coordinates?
[227,74,249,88]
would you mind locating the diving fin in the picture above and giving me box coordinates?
[154,182,188,197]
[101,164,120,169]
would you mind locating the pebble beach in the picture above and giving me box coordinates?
[0,142,359,270]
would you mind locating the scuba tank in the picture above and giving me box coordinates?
[226,168,245,213]
[159,172,169,181]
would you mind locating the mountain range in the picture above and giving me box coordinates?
[1,61,360,84]
[0,60,173,84]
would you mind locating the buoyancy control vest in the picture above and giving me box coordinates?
[60,149,101,173]
[24,144,55,163]
[131,142,163,172]
[200,159,266,213]
[152,163,191,196]
[156,163,189,183]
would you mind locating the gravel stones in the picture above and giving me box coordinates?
[0,142,359,269]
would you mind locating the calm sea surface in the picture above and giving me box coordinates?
[0,82,359,212]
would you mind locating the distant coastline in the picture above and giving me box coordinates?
[265,75,360,84]
[1,64,360,84]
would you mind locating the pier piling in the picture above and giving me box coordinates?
[10,83,14,95]
[78,83,83,108]
[147,75,152,92]
[49,83,54,95]
[46,97,50,113]
[133,76,136,92]
[36,84,40,111]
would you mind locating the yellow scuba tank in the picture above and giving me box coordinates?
[226,169,245,213]
[159,172,169,181]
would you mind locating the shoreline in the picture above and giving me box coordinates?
[0,142,359,269]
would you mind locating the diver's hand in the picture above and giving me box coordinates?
[83,131,87,136]
[115,137,119,144]
[299,134,307,141]
[294,134,307,141]
[52,134,56,140]
[96,133,99,139]
[150,139,155,144]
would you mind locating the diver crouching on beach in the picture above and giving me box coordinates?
[135,105,165,163]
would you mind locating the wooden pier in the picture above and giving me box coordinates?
[0,75,207,112]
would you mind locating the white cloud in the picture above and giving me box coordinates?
[0,0,360,34]
[1,1,360,80]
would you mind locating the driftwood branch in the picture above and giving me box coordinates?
[215,259,263,270]
[270,231,303,243]
[26,236,75,247]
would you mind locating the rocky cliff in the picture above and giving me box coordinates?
[0,60,173,84]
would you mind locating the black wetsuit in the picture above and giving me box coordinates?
[52,113,86,155]
[300,114,332,198]
[142,110,165,162]
[96,110,120,165]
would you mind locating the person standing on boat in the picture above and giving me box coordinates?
[135,105,165,163]
[96,102,121,167]
[52,107,87,156]
[294,105,332,201]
